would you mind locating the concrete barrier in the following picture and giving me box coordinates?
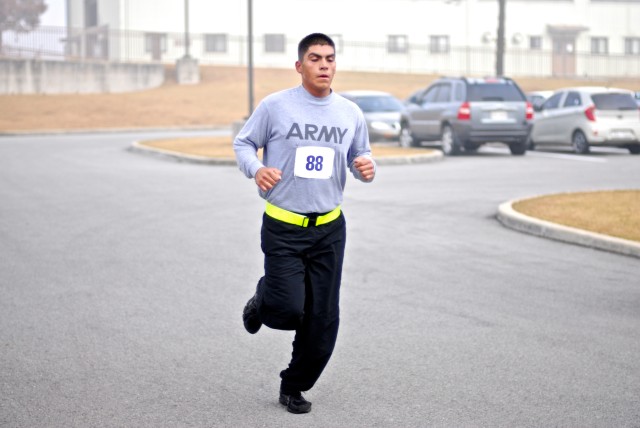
[0,58,164,94]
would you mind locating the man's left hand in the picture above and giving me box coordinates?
[354,156,375,182]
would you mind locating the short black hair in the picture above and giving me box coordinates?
[298,33,335,61]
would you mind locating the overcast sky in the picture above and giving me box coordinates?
[41,0,66,26]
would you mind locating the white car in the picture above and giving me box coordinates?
[529,87,640,154]
[339,90,410,146]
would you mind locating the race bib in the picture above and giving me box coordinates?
[294,146,335,179]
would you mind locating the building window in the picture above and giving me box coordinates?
[205,34,227,53]
[591,37,608,55]
[429,35,449,54]
[264,34,285,53]
[387,35,408,54]
[625,37,640,55]
[529,36,542,50]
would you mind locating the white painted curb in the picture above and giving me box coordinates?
[130,140,444,166]
[497,198,640,259]
[129,140,237,166]
[375,150,444,165]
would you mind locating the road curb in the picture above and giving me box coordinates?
[0,125,226,137]
[4,128,444,165]
[129,141,237,165]
[130,140,444,166]
[497,198,640,259]
[374,150,444,165]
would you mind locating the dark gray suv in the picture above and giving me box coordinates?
[404,77,534,155]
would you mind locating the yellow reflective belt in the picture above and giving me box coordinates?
[315,206,341,226]
[265,202,341,227]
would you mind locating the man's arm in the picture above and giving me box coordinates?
[254,167,282,191]
[348,110,376,183]
[233,102,271,180]
[353,156,375,182]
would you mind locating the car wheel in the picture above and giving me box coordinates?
[440,124,461,156]
[509,140,527,156]
[572,130,590,154]
[627,144,640,155]
[398,123,414,148]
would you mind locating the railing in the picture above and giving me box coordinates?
[2,26,640,79]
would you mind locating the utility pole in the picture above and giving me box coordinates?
[232,0,255,137]
[184,0,190,58]
[247,0,255,116]
[175,0,199,84]
[496,0,506,76]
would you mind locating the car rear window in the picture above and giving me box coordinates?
[467,82,525,102]
[591,93,638,110]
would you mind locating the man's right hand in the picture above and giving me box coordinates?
[255,167,282,191]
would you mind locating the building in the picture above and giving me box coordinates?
[63,0,640,78]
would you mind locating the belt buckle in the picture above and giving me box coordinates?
[307,216,317,227]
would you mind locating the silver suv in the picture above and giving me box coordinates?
[404,77,533,155]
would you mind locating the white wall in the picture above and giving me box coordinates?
[63,0,640,76]
[66,0,639,50]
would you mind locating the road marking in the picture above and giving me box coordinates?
[480,146,608,163]
[526,151,607,163]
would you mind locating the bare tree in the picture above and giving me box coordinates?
[0,0,48,53]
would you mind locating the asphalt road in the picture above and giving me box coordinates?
[1,131,639,428]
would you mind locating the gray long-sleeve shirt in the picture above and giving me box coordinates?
[233,85,375,214]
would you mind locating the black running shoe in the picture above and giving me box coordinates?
[279,391,312,414]
[242,294,261,334]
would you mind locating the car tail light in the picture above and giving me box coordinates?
[457,102,471,120]
[584,105,596,122]
[525,102,534,121]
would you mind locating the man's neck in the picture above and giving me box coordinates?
[302,83,331,98]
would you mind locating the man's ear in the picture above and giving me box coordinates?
[295,60,302,73]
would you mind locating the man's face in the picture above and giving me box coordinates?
[295,44,336,98]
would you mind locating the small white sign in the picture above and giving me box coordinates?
[294,146,335,179]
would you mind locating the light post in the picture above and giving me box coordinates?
[232,0,255,137]
[184,0,190,58]
[175,0,199,84]
[247,0,254,116]
[496,0,506,76]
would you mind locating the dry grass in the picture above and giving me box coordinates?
[513,190,640,242]
[140,136,433,159]
[3,64,639,243]
[2,65,640,132]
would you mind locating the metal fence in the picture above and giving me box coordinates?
[2,25,640,79]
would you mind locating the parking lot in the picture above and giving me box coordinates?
[1,130,639,427]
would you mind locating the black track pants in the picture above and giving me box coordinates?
[256,212,346,393]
